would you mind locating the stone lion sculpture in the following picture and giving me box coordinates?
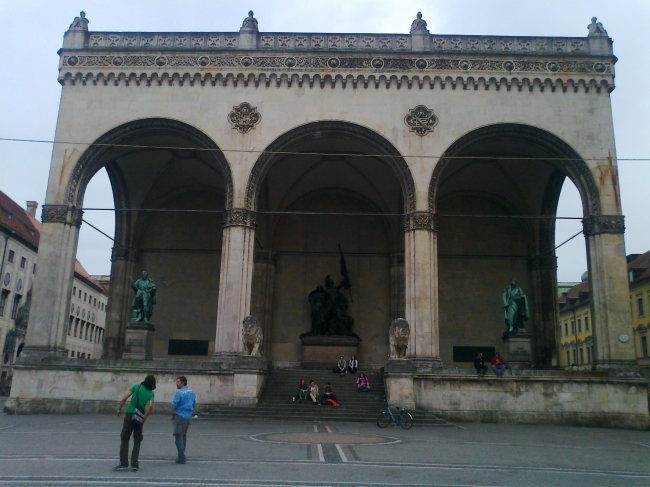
[242,315,263,356]
[389,318,410,358]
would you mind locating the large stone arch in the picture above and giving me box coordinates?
[245,121,416,213]
[65,117,234,210]
[428,123,601,218]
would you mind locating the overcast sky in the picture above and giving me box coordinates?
[0,0,648,281]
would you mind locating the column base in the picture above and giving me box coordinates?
[502,331,532,369]
[122,322,155,361]
[211,353,268,406]
[382,357,442,410]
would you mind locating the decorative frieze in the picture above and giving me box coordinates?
[224,208,258,228]
[61,54,612,75]
[582,215,625,236]
[41,205,84,227]
[403,212,438,232]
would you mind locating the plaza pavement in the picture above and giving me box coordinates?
[0,413,648,486]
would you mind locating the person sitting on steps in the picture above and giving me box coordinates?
[474,352,488,376]
[348,355,358,374]
[335,356,347,375]
[491,352,506,377]
[356,372,371,392]
[309,380,320,405]
[296,379,309,402]
[321,382,339,406]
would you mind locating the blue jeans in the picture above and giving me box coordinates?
[174,434,187,462]
[357,386,370,392]
[492,364,506,376]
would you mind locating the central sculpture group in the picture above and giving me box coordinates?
[300,275,360,340]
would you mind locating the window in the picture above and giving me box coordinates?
[570,320,575,334]
[32,263,36,274]
[20,257,26,268]
[584,316,589,331]
[7,250,15,263]
[84,323,89,340]
[566,350,570,366]
[572,349,577,364]
[73,286,76,297]
[642,336,648,358]
[587,346,592,363]
[637,295,644,317]
[68,316,74,335]
[579,348,584,364]
[74,318,80,337]
[564,322,568,336]
[94,298,97,306]
[577,318,582,333]
[10,294,22,319]
[84,293,87,302]
[78,289,82,298]
[0,290,9,316]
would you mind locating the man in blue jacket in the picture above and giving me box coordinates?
[171,375,196,464]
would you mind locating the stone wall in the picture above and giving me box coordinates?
[412,374,650,430]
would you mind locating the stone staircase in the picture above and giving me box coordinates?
[200,368,452,426]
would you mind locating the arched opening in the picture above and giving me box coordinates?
[69,118,233,360]
[429,123,598,368]
[248,121,414,367]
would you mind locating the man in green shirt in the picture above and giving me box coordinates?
[114,375,156,471]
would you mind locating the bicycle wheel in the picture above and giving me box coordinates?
[398,411,413,429]
[376,411,391,428]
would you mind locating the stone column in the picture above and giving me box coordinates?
[251,250,276,359]
[390,253,405,320]
[21,206,82,359]
[403,212,442,369]
[583,215,636,369]
[212,209,257,363]
[102,247,138,359]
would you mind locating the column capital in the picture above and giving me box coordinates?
[582,215,625,236]
[41,205,83,227]
[403,211,437,232]
[111,246,139,262]
[224,208,258,229]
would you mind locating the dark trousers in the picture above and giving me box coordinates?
[321,393,338,405]
[119,414,143,467]
[476,364,488,375]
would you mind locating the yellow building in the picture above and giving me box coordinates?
[558,251,650,369]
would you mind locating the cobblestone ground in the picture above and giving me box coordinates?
[0,413,649,486]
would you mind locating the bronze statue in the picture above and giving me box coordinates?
[502,278,528,332]
[301,275,359,340]
[130,271,157,323]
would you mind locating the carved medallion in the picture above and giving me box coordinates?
[404,105,439,136]
[227,102,261,134]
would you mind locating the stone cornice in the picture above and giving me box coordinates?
[582,215,625,236]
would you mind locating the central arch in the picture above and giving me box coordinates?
[245,121,415,213]
[246,121,415,367]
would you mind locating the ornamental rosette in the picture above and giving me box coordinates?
[227,102,261,134]
[404,105,439,136]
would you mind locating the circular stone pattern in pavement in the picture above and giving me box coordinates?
[252,432,400,445]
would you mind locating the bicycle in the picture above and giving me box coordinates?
[376,405,413,429]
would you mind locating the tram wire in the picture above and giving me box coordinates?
[0,136,648,162]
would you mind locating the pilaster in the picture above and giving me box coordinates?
[403,212,442,366]
[213,209,257,362]
[251,250,276,359]
[103,246,139,359]
[583,215,636,369]
[21,206,82,359]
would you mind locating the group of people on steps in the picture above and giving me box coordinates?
[295,355,371,406]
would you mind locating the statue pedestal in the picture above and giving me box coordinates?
[501,331,532,369]
[300,336,359,369]
[122,322,155,361]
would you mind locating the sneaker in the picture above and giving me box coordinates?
[113,464,128,471]
[131,465,139,471]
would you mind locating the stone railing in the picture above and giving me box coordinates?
[80,32,608,56]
